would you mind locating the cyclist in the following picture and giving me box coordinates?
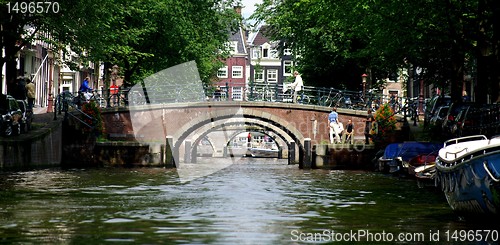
[79,77,93,101]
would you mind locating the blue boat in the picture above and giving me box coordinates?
[378,142,442,174]
[436,135,500,215]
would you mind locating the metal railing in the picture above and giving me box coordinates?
[53,84,425,119]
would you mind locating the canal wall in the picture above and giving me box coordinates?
[94,142,167,167]
[313,143,379,170]
[0,118,63,170]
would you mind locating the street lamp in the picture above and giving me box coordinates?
[361,73,368,99]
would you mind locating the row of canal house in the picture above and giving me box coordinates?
[216,21,407,103]
[1,29,99,110]
[214,7,295,101]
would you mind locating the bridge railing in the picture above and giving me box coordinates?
[54,84,423,118]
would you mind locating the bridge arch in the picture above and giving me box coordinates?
[186,119,291,162]
[172,108,305,163]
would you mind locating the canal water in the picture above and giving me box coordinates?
[0,158,498,244]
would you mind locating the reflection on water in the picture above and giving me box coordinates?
[0,158,497,244]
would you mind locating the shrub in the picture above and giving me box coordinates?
[373,103,397,144]
[81,101,104,135]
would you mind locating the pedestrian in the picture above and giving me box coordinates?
[462,91,470,102]
[213,86,222,101]
[13,77,27,100]
[25,79,35,109]
[328,107,341,144]
[290,71,303,103]
[343,119,354,144]
[110,84,119,106]
[364,108,374,144]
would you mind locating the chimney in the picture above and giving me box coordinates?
[234,5,242,16]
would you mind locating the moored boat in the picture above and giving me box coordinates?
[408,153,437,176]
[378,142,441,174]
[249,147,279,158]
[436,135,500,215]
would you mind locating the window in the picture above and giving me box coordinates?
[232,87,242,101]
[252,48,261,59]
[283,48,292,56]
[284,61,293,76]
[254,70,264,82]
[232,66,243,78]
[230,41,238,54]
[217,66,228,78]
[270,49,278,58]
[220,86,228,100]
[267,69,278,83]
[262,48,269,58]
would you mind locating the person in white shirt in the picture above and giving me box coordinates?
[290,71,303,103]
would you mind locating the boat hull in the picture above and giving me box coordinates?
[249,148,279,158]
[436,149,500,215]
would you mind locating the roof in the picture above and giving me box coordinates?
[251,25,272,46]
[229,26,247,54]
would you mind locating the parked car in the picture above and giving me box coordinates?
[17,99,33,133]
[451,104,483,137]
[424,95,451,126]
[0,94,23,136]
[441,102,476,137]
[429,105,449,127]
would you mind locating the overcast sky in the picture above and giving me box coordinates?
[240,0,261,19]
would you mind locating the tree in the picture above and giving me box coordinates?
[1,0,240,95]
[251,0,500,102]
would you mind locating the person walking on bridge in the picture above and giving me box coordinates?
[290,71,303,103]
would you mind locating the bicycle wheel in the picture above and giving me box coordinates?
[319,95,332,107]
[300,94,311,104]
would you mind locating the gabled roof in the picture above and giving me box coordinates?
[229,26,247,54]
[250,25,272,46]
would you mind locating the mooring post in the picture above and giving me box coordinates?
[160,144,165,165]
[184,140,192,163]
[166,136,177,168]
[303,138,312,169]
[191,144,197,163]
[223,145,228,158]
[288,141,296,165]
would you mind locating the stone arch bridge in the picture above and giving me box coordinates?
[100,101,370,166]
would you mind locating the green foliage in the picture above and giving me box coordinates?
[251,0,500,101]
[1,0,241,90]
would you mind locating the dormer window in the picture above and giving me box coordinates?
[261,43,271,58]
[263,48,269,58]
[230,41,238,54]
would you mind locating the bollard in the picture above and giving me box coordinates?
[191,144,197,163]
[303,138,312,169]
[288,141,296,165]
[223,146,228,158]
[184,140,192,163]
[165,136,177,168]
[160,144,165,165]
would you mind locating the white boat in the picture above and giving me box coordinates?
[436,135,500,215]
[249,147,279,158]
